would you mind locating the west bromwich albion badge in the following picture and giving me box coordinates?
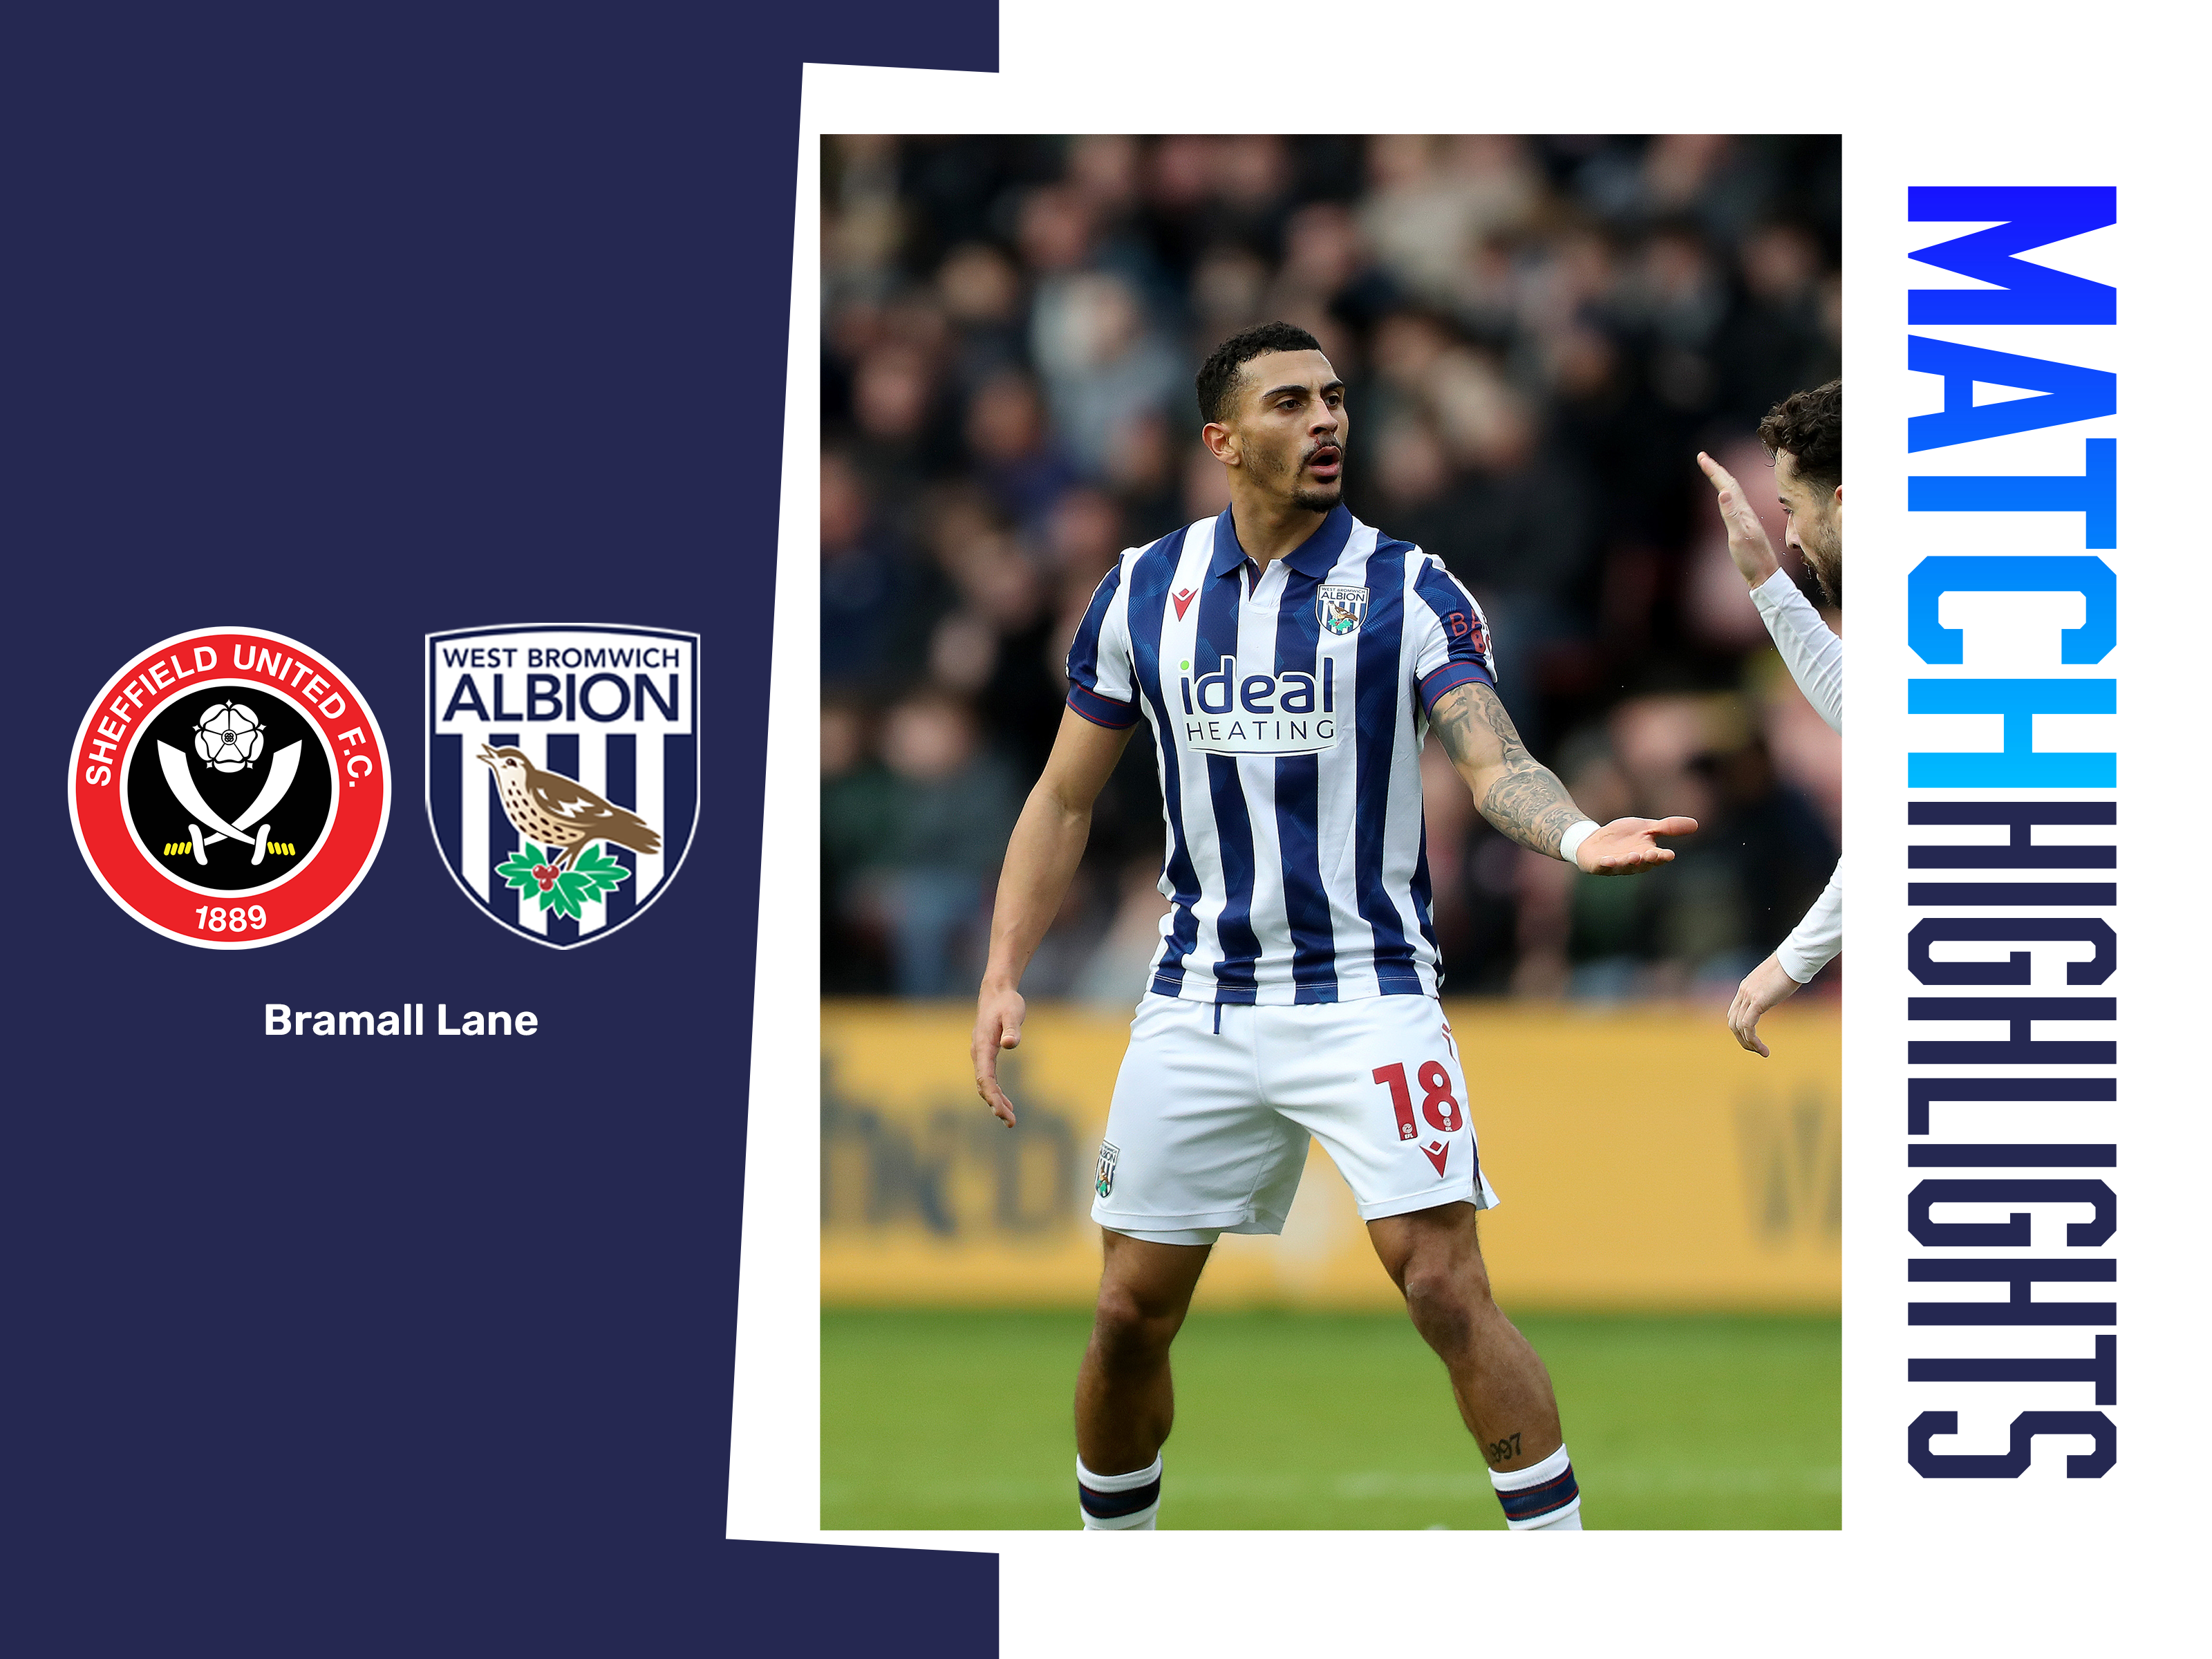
[427,624,698,948]
[1317,583,1369,635]
[68,626,392,948]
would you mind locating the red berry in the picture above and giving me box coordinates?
[533,864,557,891]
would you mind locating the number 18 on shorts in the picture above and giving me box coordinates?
[1091,993,1501,1246]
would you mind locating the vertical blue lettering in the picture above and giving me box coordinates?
[1907,679,2117,787]
[1905,556,2116,665]
[1908,439,2115,548]
[1909,187,2117,325]
[1907,336,2115,451]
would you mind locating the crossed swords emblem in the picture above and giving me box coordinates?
[157,739,303,867]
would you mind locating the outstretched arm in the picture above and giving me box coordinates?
[1427,682,1696,872]
[971,707,1136,1125]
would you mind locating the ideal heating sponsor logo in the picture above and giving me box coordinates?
[1177,654,1341,756]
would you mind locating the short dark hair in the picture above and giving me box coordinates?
[1195,321,1323,426]
[1756,379,1841,492]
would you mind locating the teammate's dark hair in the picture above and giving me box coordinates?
[1195,321,1324,426]
[1756,379,1842,492]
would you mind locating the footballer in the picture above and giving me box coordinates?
[971,321,1697,1531]
[1697,380,1844,1058]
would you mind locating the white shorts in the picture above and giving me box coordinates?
[1090,993,1501,1246]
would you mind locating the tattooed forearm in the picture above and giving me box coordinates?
[1429,684,1588,859]
[1479,766,1586,856]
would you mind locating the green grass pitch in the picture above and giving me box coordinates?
[823,1308,1839,1530]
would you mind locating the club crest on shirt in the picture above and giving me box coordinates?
[427,624,699,948]
[1317,584,1369,636]
[1096,1140,1120,1199]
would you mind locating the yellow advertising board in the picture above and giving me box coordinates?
[823,1000,1839,1311]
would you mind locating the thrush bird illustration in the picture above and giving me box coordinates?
[478,744,662,869]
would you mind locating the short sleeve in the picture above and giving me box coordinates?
[1065,558,1140,729]
[1407,554,1497,715]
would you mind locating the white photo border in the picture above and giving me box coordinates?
[744,5,2203,1649]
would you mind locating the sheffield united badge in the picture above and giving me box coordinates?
[426,624,698,948]
[68,626,392,948]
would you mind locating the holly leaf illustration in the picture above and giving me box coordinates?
[489,841,633,915]
[565,842,632,901]
[495,842,551,892]
[571,841,627,879]
[545,870,591,919]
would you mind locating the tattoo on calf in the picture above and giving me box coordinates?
[1430,685,1586,859]
[1483,1430,1524,1466]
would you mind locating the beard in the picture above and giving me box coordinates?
[1801,527,1841,606]
[1268,436,1345,514]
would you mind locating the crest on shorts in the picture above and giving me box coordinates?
[1317,584,1369,636]
[1096,1140,1120,1199]
[427,624,698,948]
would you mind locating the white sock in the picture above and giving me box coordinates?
[1077,1454,1161,1530]
[1490,1443,1583,1530]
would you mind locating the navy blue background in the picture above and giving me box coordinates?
[12,8,998,1653]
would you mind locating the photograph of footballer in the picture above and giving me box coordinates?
[972,321,1696,1530]
[1700,381,1844,1059]
[818,135,1844,1531]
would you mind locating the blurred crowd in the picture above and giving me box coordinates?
[821,134,1841,1003]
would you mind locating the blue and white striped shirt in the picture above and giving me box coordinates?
[1066,503,1496,1005]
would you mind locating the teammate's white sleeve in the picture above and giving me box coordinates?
[1776,858,1842,984]
[1748,569,1842,979]
[1750,567,1842,733]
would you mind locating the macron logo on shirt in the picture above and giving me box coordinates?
[1172,588,1196,620]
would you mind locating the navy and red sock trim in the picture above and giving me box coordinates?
[1496,1465,1579,1524]
[1078,1474,1162,1520]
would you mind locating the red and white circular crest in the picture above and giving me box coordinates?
[68,626,391,948]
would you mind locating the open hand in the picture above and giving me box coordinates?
[1697,451,1780,588]
[971,983,1026,1126]
[1727,953,1803,1058]
[1574,816,1699,874]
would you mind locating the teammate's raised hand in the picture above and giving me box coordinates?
[1574,816,1699,875]
[1696,451,1780,588]
[972,982,1027,1127]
